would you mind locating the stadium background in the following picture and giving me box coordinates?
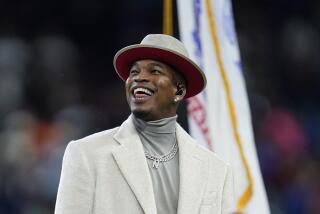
[0,0,319,213]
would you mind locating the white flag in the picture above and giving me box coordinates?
[177,0,270,212]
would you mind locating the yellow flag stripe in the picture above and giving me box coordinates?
[204,0,253,211]
[163,0,173,35]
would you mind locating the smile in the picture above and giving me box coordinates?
[130,86,155,103]
[132,87,154,97]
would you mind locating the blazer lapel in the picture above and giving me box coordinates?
[112,115,157,214]
[176,124,208,214]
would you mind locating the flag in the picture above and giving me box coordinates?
[177,0,270,212]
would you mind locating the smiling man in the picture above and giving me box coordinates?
[55,34,234,214]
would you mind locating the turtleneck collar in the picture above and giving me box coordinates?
[132,114,177,134]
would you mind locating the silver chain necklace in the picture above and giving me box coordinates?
[144,141,178,169]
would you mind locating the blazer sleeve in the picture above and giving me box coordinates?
[221,165,235,214]
[55,141,95,214]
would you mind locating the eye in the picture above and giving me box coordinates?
[129,68,139,75]
[151,68,162,74]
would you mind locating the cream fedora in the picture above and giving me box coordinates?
[113,34,206,99]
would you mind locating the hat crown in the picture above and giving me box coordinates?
[113,34,206,98]
[141,34,190,58]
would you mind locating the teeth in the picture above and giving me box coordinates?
[133,87,153,96]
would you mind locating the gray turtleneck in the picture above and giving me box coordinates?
[132,115,179,214]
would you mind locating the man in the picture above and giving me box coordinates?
[55,34,234,214]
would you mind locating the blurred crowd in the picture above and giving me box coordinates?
[0,35,129,213]
[234,0,320,213]
[0,0,319,214]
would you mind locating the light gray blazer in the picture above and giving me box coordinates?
[55,115,234,214]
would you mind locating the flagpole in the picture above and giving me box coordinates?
[163,0,173,35]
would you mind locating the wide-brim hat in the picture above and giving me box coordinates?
[113,34,206,99]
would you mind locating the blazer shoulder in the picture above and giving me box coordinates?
[176,123,230,169]
[79,127,119,142]
[195,144,230,169]
[68,127,120,152]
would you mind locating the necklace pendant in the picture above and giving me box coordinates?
[152,159,160,169]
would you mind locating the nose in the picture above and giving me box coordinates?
[133,69,150,82]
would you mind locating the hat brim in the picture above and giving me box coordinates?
[113,44,206,99]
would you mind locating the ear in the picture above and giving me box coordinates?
[174,83,186,102]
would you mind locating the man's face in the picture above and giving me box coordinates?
[125,59,179,121]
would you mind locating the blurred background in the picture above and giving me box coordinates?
[0,0,319,213]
